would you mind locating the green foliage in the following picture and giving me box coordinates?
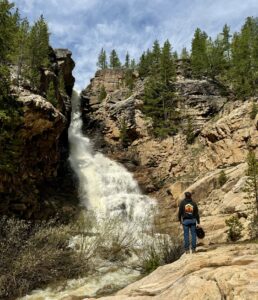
[124,52,130,68]
[0,0,16,64]
[139,233,183,274]
[119,117,130,147]
[46,81,57,106]
[97,48,108,69]
[28,15,50,89]
[109,49,121,69]
[160,40,176,84]
[124,69,134,91]
[230,17,258,97]
[98,85,107,101]
[0,217,89,299]
[143,78,179,138]
[250,101,258,120]
[218,170,228,187]
[191,28,208,78]
[225,215,243,241]
[181,47,189,59]
[185,118,195,144]
[244,150,258,209]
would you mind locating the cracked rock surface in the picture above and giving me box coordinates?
[85,244,258,300]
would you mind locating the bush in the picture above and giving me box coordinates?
[225,215,243,241]
[0,217,89,299]
[250,101,258,120]
[98,85,107,101]
[138,232,183,274]
[218,170,228,187]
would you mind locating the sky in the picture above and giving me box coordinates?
[15,0,258,90]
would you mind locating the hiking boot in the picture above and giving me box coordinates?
[192,249,197,253]
[185,250,190,254]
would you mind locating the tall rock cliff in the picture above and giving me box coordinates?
[81,68,258,243]
[0,49,77,219]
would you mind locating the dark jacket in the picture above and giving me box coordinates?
[178,198,200,224]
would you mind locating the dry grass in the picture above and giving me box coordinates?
[0,217,89,299]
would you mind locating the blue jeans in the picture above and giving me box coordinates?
[183,219,197,250]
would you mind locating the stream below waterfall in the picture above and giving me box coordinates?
[19,91,156,300]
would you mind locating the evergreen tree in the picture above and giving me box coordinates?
[0,0,16,98]
[180,47,189,60]
[143,78,178,138]
[109,49,121,69]
[230,17,258,97]
[138,50,152,77]
[206,36,224,79]
[160,40,175,84]
[221,24,231,63]
[28,15,50,89]
[97,48,108,69]
[172,51,178,60]
[244,150,258,214]
[0,0,16,64]
[191,28,208,78]
[98,85,107,101]
[130,58,136,69]
[46,81,57,106]
[13,17,30,83]
[150,40,161,75]
[124,52,130,68]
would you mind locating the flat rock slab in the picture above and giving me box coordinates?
[83,244,258,300]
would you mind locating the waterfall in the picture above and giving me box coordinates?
[68,90,155,219]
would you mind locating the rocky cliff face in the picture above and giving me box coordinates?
[0,49,77,219]
[81,68,258,242]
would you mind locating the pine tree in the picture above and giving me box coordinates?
[130,59,136,70]
[160,40,175,84]
[206,36,224,79]
[230,17,258,97]
[97,48,108,70]
[191,28,208,78]
[28,15,50,89]
[124,52,130,68]
[150,40,161,75]
[245,150,258,207]
[0,0,16,64]
[180,47,189,60]
[109,49,121,69]
[0,0,16,98]
[221,24,231,64]
[13,17,30,83]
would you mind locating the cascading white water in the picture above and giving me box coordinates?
[68,90,155,219]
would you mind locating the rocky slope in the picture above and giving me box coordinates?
[86,243,258,300]
[0,49,77,219]
[81,68,258,241]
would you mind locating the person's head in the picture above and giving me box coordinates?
[185,191,192,199]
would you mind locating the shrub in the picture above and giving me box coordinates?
[218,170,228,187]
[225,215,243,241]
[98,85,107,101]
[0,217,89,299]
[250,101,258,120]
[138,232,183,274]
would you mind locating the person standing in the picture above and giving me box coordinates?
[178,191,200,253]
